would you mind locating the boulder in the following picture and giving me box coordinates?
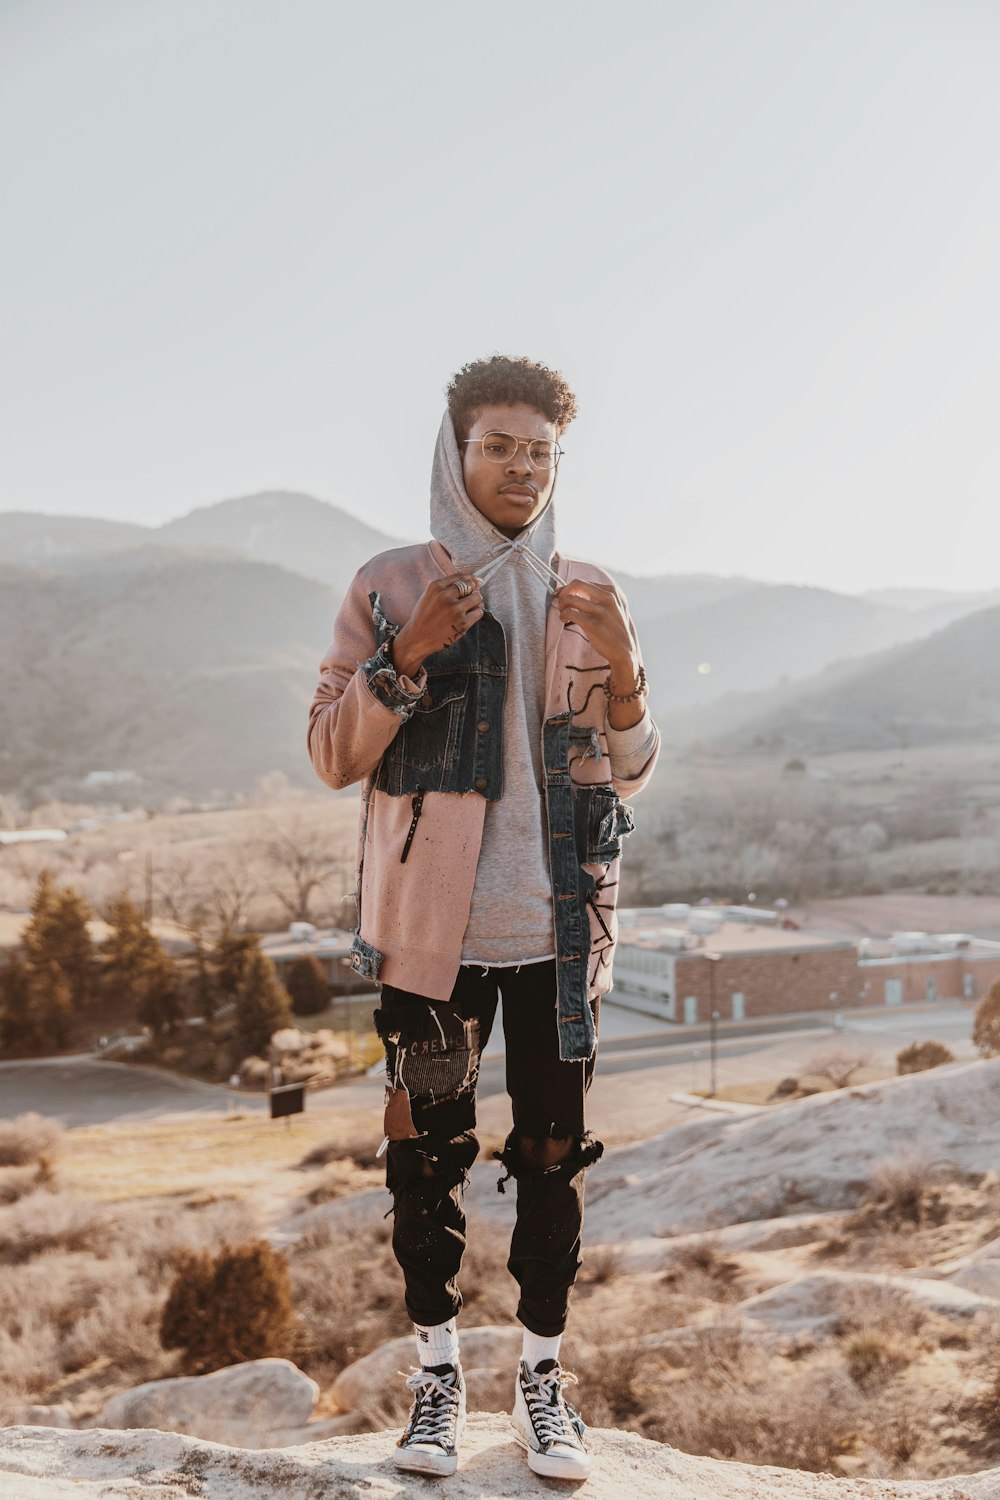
[96,1357,319,1449]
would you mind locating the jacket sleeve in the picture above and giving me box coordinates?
[604,588,660,799]
[306,566,428,790]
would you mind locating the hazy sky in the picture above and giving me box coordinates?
[3,0,998,593]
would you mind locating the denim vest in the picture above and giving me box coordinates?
[359,592,634,1062]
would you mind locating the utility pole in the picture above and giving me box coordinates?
[145,850,154,924]
[705,951,721,1096]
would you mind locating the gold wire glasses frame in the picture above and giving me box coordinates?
[459,431,564,470]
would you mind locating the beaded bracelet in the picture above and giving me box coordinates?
[602,664,648,703]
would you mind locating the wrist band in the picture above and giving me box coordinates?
[603,664,648,703]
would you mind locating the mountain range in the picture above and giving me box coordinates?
[3,493,999,803]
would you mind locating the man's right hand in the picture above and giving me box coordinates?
[392,574,485,679]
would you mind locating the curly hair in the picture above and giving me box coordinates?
[446,354,578,441]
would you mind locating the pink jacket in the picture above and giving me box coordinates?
[307,541,659,1004]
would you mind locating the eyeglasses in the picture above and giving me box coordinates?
[460,431,563,470]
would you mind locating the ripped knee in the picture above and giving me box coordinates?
[516,1135,574,1171]
[492,1128,604,1193]
[386,1130,480,1198]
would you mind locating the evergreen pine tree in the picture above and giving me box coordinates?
[35,960,73,1049]
[137,947,185,1038]
[21,871,97,1013]
[100,893,164,1015]
[286,954,330,1017]
[0,953,72,1052]
[0,952,35,1051]
[233,946,294,1059]
[212,929,260,1003]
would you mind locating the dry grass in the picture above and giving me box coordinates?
[59,1112,372,1202]
[288,1215,403,1383]
[578,1244,622,1286]
[297,1130,383,1172]
[661,1234,742,1301]
[0,1184,261,1421]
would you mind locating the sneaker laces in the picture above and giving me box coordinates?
[400,1366,461,1447]
[522,1361,584,1447]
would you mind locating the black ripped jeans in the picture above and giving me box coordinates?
[374,960,604,1339]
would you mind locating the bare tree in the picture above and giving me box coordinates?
[154,852,258,937]
[154,857,214,940]
[257,811,352,925]
[203,856,259,934]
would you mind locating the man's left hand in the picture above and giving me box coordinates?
[556,580,638,690]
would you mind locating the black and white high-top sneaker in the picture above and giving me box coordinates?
[511,1357,591,1479]
[393,1362,467,1477]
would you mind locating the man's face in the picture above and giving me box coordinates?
[460,401,558,539]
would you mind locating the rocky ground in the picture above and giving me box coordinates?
[3,1024,1000,1495]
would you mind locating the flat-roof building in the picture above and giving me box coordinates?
[612,905,1000,1022]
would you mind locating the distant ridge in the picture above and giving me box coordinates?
[5,493,1000,800]
[0,491,408,597]
[664,600,1000,752]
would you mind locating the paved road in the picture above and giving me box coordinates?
[0,1057,255,1128]
[0,1001,977,1130]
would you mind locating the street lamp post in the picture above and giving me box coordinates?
[705,951,721,1096]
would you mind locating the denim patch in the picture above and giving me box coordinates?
[350,932,384,980]
[577,785,636,864]
[374,997,481,1105]
[372,613,507,798]
[359,594,425,717]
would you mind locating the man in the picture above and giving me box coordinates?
[307,355,659,1479]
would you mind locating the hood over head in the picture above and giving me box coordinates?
[429,410,558,589]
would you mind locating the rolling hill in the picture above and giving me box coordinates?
[5,492,1000,802]
[662,602,1000,753]
[0,550,341,804]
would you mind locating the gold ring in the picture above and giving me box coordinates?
[455,579,474,599]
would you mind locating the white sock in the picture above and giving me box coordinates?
[522,1328,562,1371]
[413,1317,460,1369]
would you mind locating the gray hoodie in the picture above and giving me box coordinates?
[429,411,655,966]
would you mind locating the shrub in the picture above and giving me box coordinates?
[843,1327,911,1387]
[850,1152,944,1229]
[802,1045,872,1089]
[0,1114,63,1168]
[297,1132,379,1172]
[160,1239,297,1374]
[973,980,1000,1059]
[286,956,330,1017]
[896,1040,956,1074]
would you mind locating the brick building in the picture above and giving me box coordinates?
[612,905,1000,1023]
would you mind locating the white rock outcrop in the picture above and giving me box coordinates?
[737,1270,997,1335]
[95,1358,327,1449]
[2,1412,999,1498]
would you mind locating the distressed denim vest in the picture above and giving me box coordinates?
[359,592,634,1062]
